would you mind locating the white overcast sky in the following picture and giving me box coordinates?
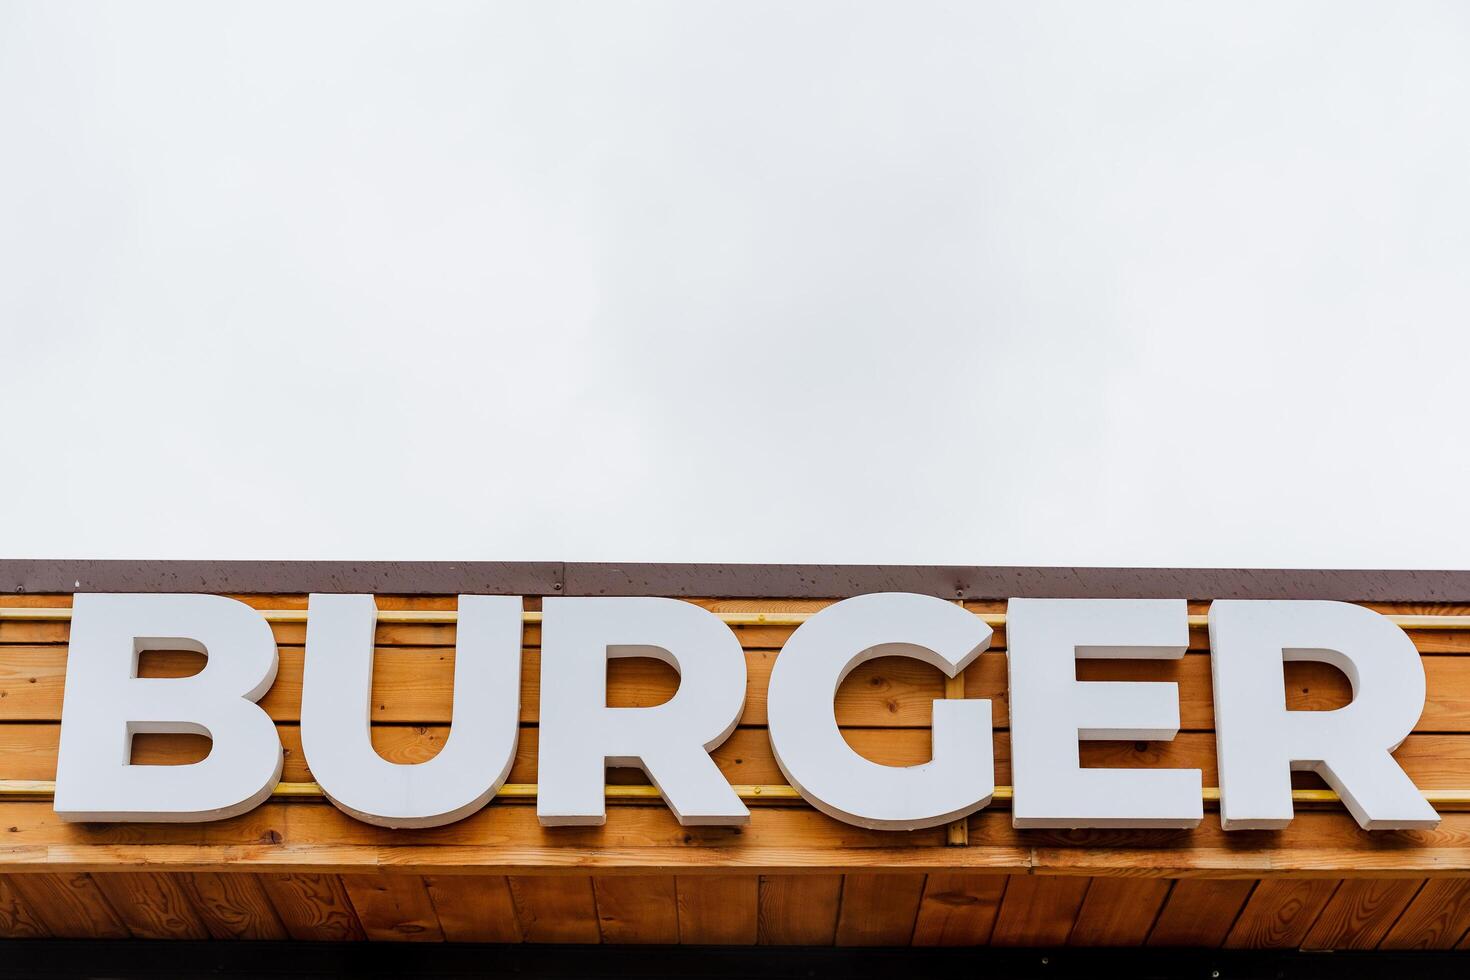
[2,2,1468,568]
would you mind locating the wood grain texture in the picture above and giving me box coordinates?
[677,875,758,945]
[757,874,841,945]
[422,875,522,943]
[1146,879,1255,948]
[508,876,599,944]
[9,614,1470,656]
[5,618,1470,726]
[0,871,1463,949]
[178,872,289,940]
[257,873,366,942]
[19,803,1470,877]
[1301,878,1423,950]
[593,876,679,944]
[0,646,944,728]
[7,873,129,939]
[14,725,1470,796]
[1067,877,1171,947]
[1379,878,1470,949]
[911,873,1006,946]
[7,592,1470,951]
[92,873,210,940]
[834,874,926,946]
[989,876,1090,947]
[1224,879,1340,949]
[128,724,940,786]
[340,874,445,942]
[0,874,48,938]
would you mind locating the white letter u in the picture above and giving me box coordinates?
[301,594,522,828]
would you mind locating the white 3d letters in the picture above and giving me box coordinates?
[47,589,1443,834]
[300,594,523,828]
[54,594,283,822]
[1008,598,1201,829]
[1209,600,1439,830]
[767,592,995,830]
[536,597,749,826]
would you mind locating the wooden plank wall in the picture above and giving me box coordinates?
[2,872,1470,948]
[1,593,1470,947]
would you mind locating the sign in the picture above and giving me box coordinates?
[53,592,1438,832]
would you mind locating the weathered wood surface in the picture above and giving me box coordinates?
[13,870,1465,949]
[0,871,1464,948]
